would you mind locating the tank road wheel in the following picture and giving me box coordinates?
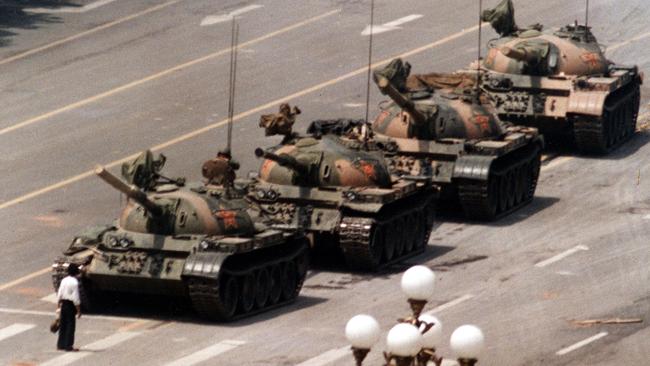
[219,276,239,318]
[505,170,516,209]
[382,224,396,262]
[371,225,385,265]
[254,268,271,309]
[513,166,526,205]
[497,174,509,213]
[393,217,406,258]
[413,214,427,251]
[280,262,297,301]
[268,264,282,305]
[403,214,417,254]
[238,273,256,314]
[528,152,541,200]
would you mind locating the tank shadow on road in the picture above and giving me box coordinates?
[80,292,327,326]
[542,129,650,161]
[438,196,560,227]
[0,1,76,47]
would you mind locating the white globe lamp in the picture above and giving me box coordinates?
[450,325,485,366]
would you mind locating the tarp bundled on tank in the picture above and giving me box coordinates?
[481,0,518,36]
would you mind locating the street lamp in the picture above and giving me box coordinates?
[345,265,484,365]
[346,314,381,366]
[450,325,485,366]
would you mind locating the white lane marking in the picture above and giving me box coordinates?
[26,0,118,14]
[200,4,263,26]
[0,323,35,342]
[423,294,475,316]
[643,214,650,220]
[361,14,423,35]
[608,31,650,53]
[0,0,182,66]
[555,271,576,276]
[41,293,58,304]
[164,340,246,366]
[0,307,141,323]
[295,346,350,366]
[534,245,589,268]
[541,156,573,171]
[556,332,608,356]
[40,331,140,366]
[343,103,365,108]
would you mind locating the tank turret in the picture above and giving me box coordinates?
[372,58,505,141]
[254,148,310,178]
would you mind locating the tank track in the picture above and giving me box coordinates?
[187,239,309,321]
[574,80,641,154]
[339,193,435,271]
[457,143,542,220]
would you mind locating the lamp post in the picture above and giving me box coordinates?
[345,265,485,366]
[346,314,381,366]
[450,325,485,366]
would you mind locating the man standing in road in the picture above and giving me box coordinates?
[56,263,81,351]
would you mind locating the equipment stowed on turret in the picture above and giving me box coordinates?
[369,58,543,220]
[477,0,643,153]
[248,104,437,271]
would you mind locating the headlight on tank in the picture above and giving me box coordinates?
[107,236,119,247]
[119,238,132,248]
[199,240,211,251]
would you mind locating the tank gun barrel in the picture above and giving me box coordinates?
[95,166,163,216]
[500,46,540,65]
[374,74,428,125]
[254,148,308,176]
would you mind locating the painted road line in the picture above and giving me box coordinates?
[608,31,650,53]
[41,293,58,304]
[362,14,423,35]
[201,4,264,26]
[295,346,351,366]
[164,340,246,366]
[25,0,119,14]
[535,245,589,268]
[423,294,475,316]
[0,0,183,66]
[0,307,142,323]
[41,331,140,366]
[0,267,51,291]
[0,22,484,217]
[0,323,35,342]
[0,8,341,137]
[556,332,608,356]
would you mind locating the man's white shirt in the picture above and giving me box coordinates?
[57,276,80,306]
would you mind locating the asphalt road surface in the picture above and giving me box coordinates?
[1,0,649,365]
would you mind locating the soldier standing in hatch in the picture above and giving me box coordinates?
[56,263,81,351]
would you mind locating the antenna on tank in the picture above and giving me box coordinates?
[362,0,375,144]
[584,0,589,29]
[226,18,239,156]
[475,0,483,100]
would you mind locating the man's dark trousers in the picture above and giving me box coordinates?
[57,300,76,350]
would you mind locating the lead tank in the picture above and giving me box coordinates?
[249,105,436,271]
[52,151,308,321]
[371,58,543,220]
[478,0,642,153]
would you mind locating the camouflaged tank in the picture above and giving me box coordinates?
[52,151,309,321]
[248,105,436,271]
[370,58,543,220]
[478,0,642,153]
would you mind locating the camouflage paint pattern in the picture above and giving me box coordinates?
[258,135,392,189]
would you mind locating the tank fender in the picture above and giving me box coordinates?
[182,251,229,280]
[452,155,496,181]
[567,91,608,116]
